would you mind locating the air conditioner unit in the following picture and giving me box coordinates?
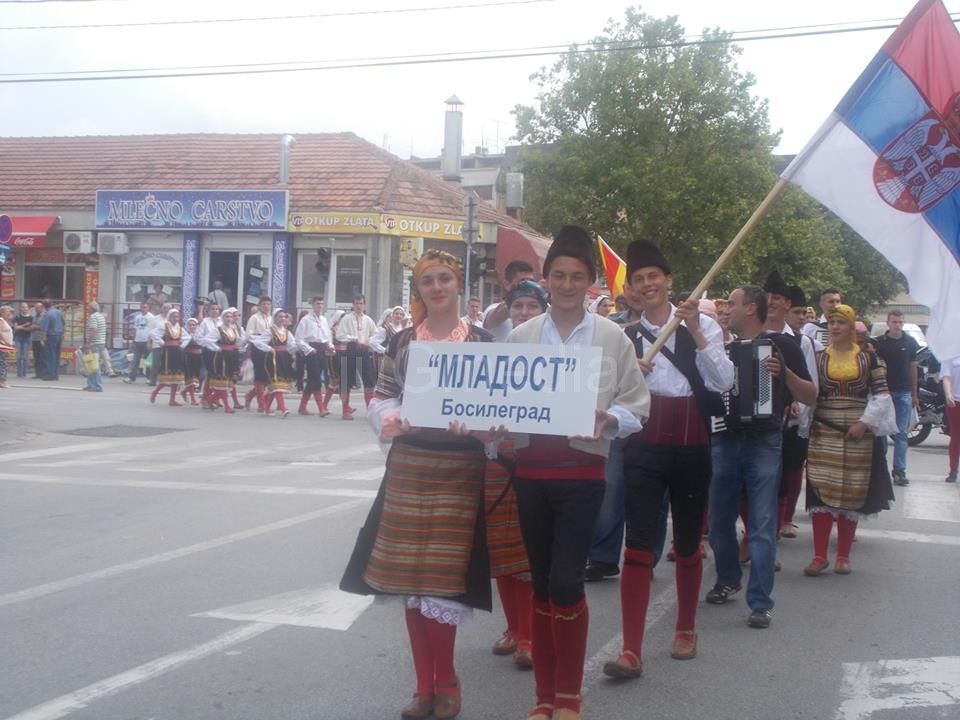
[97,232,129,255]
[63,231,94,254]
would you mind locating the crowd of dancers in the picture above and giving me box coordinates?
[141,294,409,418]
[336,226,903,720]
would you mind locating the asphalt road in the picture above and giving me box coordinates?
[1,376,958,720]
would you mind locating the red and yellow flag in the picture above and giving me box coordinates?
[596,235,626,299]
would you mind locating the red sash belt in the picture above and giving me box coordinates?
[218,344,239,351]
[163,341,180,348]
[637,394,709,446]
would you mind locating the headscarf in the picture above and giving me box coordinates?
[506,279,548,311]
[271,308,287,326]
[186,317,199,330]
[588,295,611,314]
[409,249,463,327]
[698,298,719,322]
[827,303,856,328]
[166,308,180,323]
[222,307,238,326]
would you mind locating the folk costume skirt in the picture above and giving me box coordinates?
[183,348,203,387]
[157,344,185,384]
[808,398,894,515]
[340,435,492,611]
[209,347,241,391]
[485,457,529,578]
[264,348,294,393]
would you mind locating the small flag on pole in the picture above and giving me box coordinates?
[783,0,960,360]
[597,236,627,299]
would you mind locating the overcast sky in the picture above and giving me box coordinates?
[0,0,951,158]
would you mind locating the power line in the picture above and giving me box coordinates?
[6,13,957,80]
[4,16,959,84]
[0,0,559,30]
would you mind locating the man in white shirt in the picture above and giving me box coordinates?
[505,226,649,720]
[801,288,842,345]
[244,296,272,411]
[483,260,537,341]
[147,302,171,386]
[334,294,378,418]
[295,296,333,416]
[124,302,153,383]
[196,303,223,407]
[207,280,229,311]
[602,240,733,677]
[461,297,484,327]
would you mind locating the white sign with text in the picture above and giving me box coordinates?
[400,341,602,436]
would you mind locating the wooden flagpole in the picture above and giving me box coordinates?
[642,178,789,362]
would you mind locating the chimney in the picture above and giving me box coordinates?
[279,134,296,185]
[441,95,463,182]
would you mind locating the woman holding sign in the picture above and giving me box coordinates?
[506,226,650,720]
[487,279,549,669]
[340,249,495,720]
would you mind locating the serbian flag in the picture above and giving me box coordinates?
[597,236,627,299]
[783,0,960,360]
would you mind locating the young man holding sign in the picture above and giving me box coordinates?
[506,226,650,720]
[602,240,733,678]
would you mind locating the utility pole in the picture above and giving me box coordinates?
[462,191,480,307]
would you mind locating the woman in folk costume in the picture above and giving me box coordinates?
[149,308,186,406]
[804,304,897,576]
[321,309,348,417]
[487,279,549,671]
[251,309,312,418]
[505,227,649,720]
[201,307,247,414]
[341,250,495,720]
[181,317,203,406]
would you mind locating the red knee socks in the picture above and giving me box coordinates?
[168,386,182,406]
[531,599,555,707]
[675,552,702,632]
[811,511,834,560]
[836,515,858,560]
[364,391,374,408]
[552,597,589,713]
[298,392,313,414]
[515,579,533,647]
[404,608,434,697]
[783,468,804,525]
[219,390,234,413]
[275,393,287,413]
[496,577,519,636]
[422,616,457,689]
[263,392,275,413]
[312,391,325,413]
[620,548,653,660]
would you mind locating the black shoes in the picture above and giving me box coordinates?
[584,560,620,582]
[892,470,909,486]
[747,608,772,629]
[946,472,957,483]
[705,583,742,604]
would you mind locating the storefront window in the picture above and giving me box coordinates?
[24,265,84,299]
[334,254,364,305]
[298,248,331,305]
[125,276,183,312]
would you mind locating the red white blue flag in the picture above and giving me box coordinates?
[783,0,960,359]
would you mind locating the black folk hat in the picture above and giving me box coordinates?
[625,239,671,278]
[763,269,790,298]
[544,225,597,280]
[788,285,807,308]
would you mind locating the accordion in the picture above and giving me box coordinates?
[710,338,781,432]
[814,326,830,348]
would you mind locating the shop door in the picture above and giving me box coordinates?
[208,251,270,319]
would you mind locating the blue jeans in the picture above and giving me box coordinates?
[588,437,626,565]
[44,334,62,379]
[883,390,913,474]
[709,430,782,611]
[86,343,104,390]
[14,337,29,377]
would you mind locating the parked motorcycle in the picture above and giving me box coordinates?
[908,347,949,446]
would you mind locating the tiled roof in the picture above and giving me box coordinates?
[0,132,527,228]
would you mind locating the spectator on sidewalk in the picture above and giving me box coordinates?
[124,302,153,383]
[873,310,920,486]
[39,299,64,381]
[29,302,45,379]
[148,303,172,385]
[940,356,960,483]
[0,305,14,388]
[13,302,32,378]
[207,280,229,311]
[84,302,106,392]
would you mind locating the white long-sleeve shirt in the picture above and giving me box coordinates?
[633,305,734,397]
[252,327,313,355]
[295,312,332,349]
[539,311,643,439]
[245,311,271,338]
[335,312,377,344]
[149,322,183,346]
[769,322,822,436]
[196,317,222,352]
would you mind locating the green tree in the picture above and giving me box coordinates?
[514,7,903,308]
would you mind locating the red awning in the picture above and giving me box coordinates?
[495,226,551,280]
[4,215,60,248]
